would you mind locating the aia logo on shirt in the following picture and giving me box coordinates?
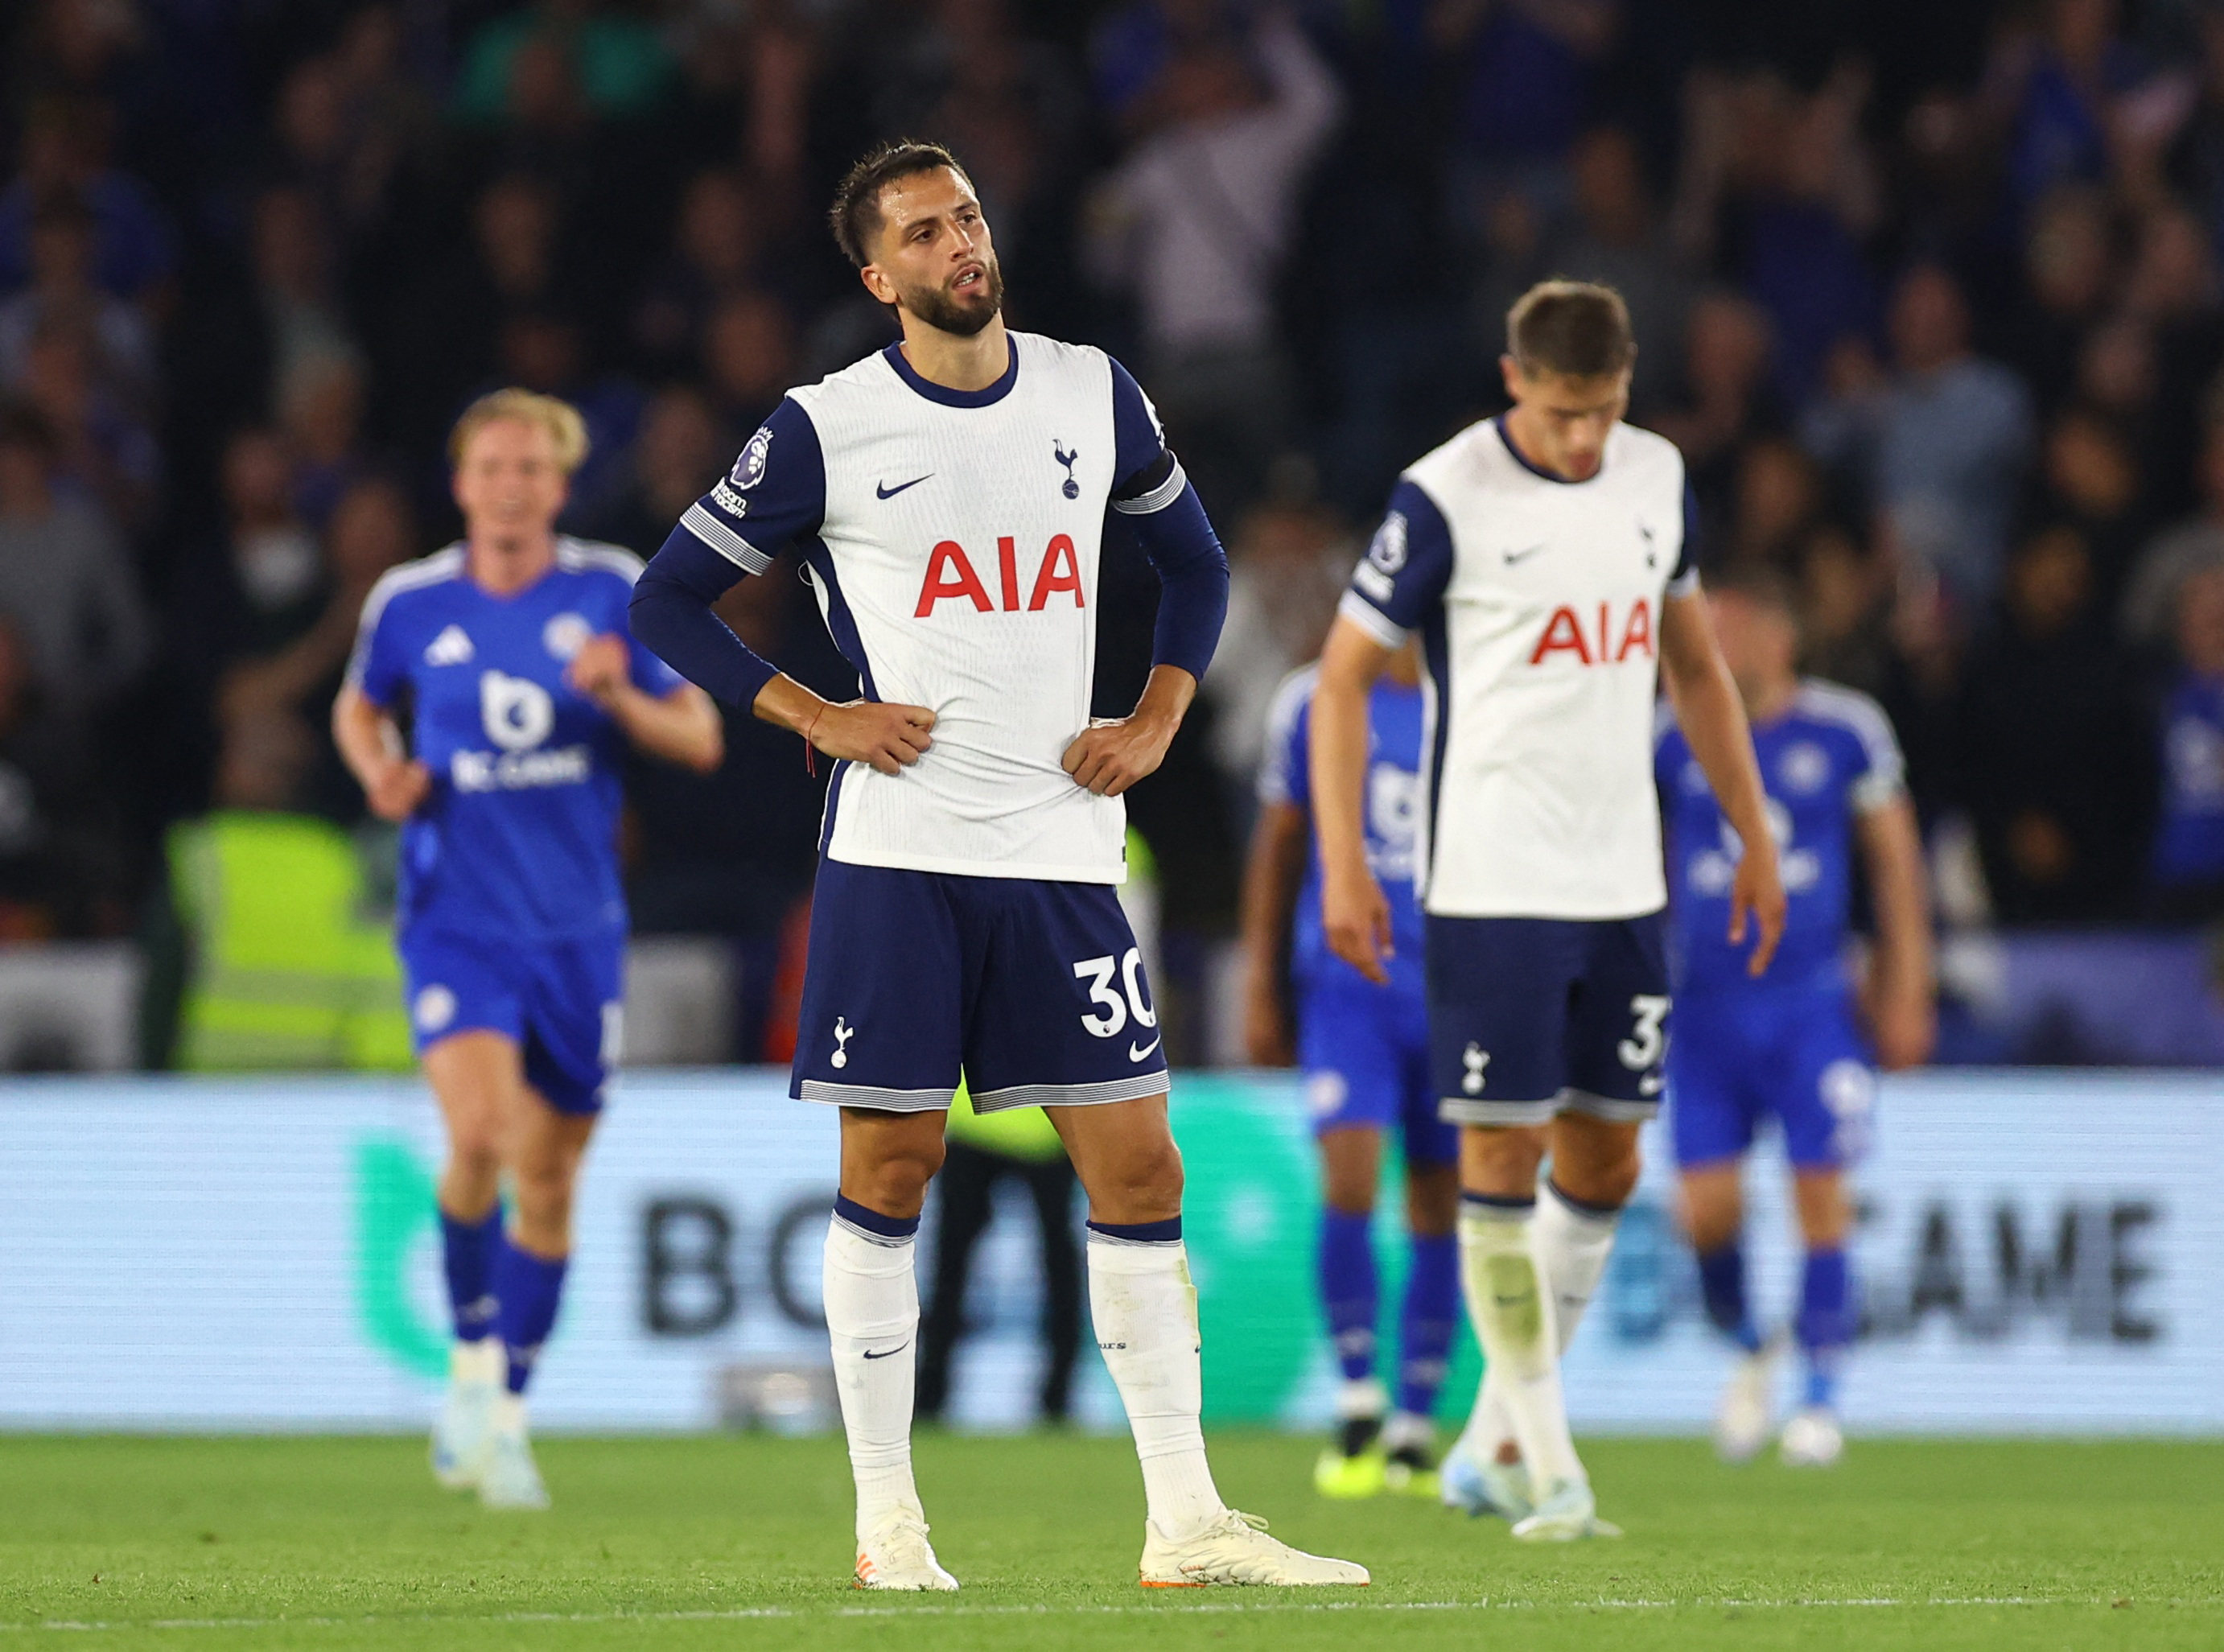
[915,535,1085,616]
[1530,597,1654,666]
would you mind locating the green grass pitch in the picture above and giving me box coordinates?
[2,1434,2218,1650]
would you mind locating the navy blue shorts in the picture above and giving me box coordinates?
[397,924,624,1115]
[1669,984,1875,1171]
[1425,911,1671,1127]
[1297,973,1456,1165]
[792,859,1171,1113]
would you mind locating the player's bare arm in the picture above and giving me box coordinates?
[1660,589,1786,975]
[332,683,430,822]
[564,634,726,773]
[1061,664,1192,797]
[1855,792,1936,1069]
[1238,795,1310,1065]
[752,673,936,777]
[1309,616,1398,985]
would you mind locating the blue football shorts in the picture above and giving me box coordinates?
[791,859,1170,1113]
[397,923,625,1115]
[1425,910,1673,1127]
[1669,983,1876,1171]
[1297,969,1457,1165]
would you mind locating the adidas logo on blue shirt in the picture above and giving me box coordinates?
[424,624,475,665]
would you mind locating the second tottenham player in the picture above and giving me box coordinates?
[631,142,1364,1591]
[1310,282,1786,1541]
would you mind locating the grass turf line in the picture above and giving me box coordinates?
[0,1434,2217,1650]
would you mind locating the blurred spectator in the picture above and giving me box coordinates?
[17,317,158,527]
[0,614,115,939]
[2002,183,2117,412]
[1722,436,1823,570]
[632,169,775,377]
[216,428,323,653]
[1088,11,1340,514]
[1205,489,1355,804]
[1805,263,2034,608]
[1650,289,1781,543]
[489,310,642,527]
[1540,126,1692,413]
[0,94,174,303]
[1995,0,2156,208]
[277,353,369,530]
[250,186,362,405]
[217,475,411,734]
[0,401,148,721]
[1953,522,2155,922]
[2149,564,2224,921]
[2123,410,2224,647]
[0,192,154,404]
[2032,404,2153,608]
[587,385,723,556]
[1796,523,1897,699]
[1439,0,1620,213]
[700,290,795,434]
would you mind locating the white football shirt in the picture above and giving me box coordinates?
[1338,417,1699,920]
[672,332,1185,884]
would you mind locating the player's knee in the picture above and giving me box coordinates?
[1101,1135,1183,1220]
[856,1135,945,1214]
[1460,1125,1544,1196]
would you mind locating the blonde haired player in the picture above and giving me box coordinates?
[1309,282,1786,1539]
[335,390,722,1506]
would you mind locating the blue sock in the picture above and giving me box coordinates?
[439,1205,501,1344]
[1396,1231,1459,1417]
[492,1236,569,1396]
[1798,1247,1851,1410]
[1695,1242,1763,1353]
[1319,1209,1378,1384]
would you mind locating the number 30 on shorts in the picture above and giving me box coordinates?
[1617,994,1671,1070]
[1073,949,1157,1038]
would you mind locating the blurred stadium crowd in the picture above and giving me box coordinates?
[1,0,2222,1068]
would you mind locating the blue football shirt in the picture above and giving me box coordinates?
[1654,680,1905,994]
[2153,670,2224,887]
[1258,665,1427,991]
[346,538,685,943]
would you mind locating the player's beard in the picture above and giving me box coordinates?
[900,257,1004,337]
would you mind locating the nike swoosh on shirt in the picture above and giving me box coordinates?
[1502,543,1548,565]
[1129,1037,1163,1063]
[861,1341,910,1360]
[875,475,932,500]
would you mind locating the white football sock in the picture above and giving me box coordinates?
[1087,1230,1225,1541]
[1464,1180,1624,1462]
[823,1215,922,1539]
[1458,1198,1584,1489]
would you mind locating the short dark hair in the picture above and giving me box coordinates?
[829,140,973,268]
[1507,280,1635,378]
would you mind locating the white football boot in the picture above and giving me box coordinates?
[430,1338,501,1490]
[1139,1510,1369,1587]
[1778,1407,1844,1468]
[854,1501,959,1591]
[1439,1437,1534,1522]
[477,1395,550,1510]
[1509,1477,1621,1543]
[1714,1337,1784,1464]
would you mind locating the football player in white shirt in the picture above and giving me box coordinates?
[631,141,1365,1592]
[1309,282,1787,1541]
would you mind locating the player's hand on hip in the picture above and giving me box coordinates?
[563,634,632,707]
[1728,846,1788,978]
[1061,710,1175,797]
[364,758,433,822]
[1320,865,1394,986]
[813,700,935,775]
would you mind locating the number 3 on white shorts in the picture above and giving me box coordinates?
[1617,994,1670,1071]
[1073,949,1157,1038]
